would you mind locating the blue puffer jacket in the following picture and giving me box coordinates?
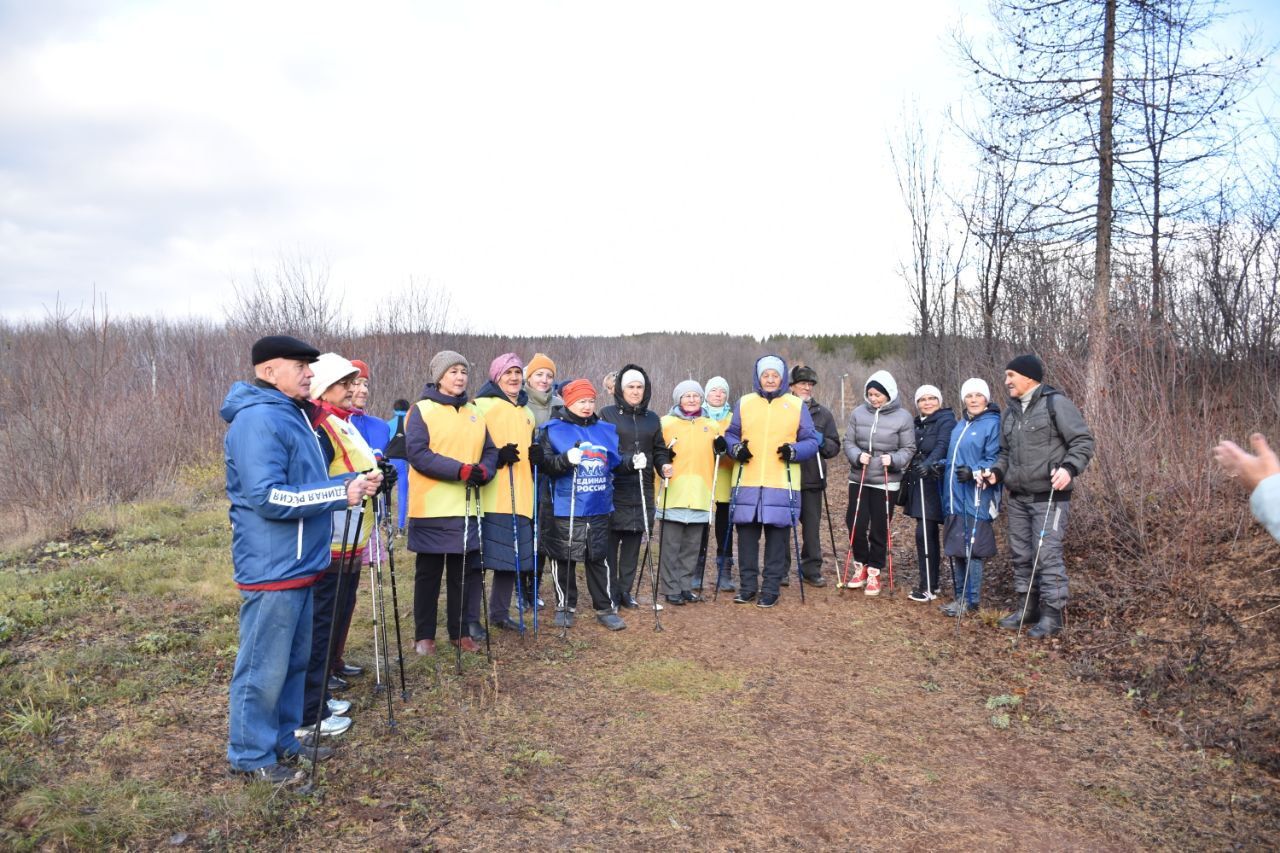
[944,403,1002,520]
[221,381,351,589]
[351,410,391,459]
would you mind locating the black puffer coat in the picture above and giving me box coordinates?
[799,398,841,490]
[903,407,956,521]
[599,364,672,532]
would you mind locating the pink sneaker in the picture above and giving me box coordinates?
[864,568,881,596]
[847,562,868,588]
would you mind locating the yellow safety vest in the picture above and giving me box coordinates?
[733,393,802,490]
[658,414,720,512]
[709,410,733,502]
[407,399,487,520]
[473,396,535,518]
[317,413,376,554]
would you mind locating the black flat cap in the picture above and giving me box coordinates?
[252,335,321,365]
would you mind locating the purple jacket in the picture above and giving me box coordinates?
[405,383,499,555]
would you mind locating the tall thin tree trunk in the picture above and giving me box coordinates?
[1086,0,1117,415]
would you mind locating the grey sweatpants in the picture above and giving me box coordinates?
[1005,494,1071,609]
[658,521,705,597]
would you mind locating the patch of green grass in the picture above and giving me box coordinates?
[0,751,38,796]
[0,699,58,741]
[611,657,743,699]
[9,776,190,848]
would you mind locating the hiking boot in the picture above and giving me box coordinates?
[681,590,702,603]
[664,595,685,606]
[846,562,868,588]
[294,715,351,741]
[940,599,977,617]
[327,675,349,692]
[414,639,436,656]
[864,568,881,596]
[234,763,303,784]
[281,744,335,764]
[326,698,351,715]
[733,591,757,604]
[803,575,828,588]
[756,593,779,608]
[491,616,523,632]
[908,588,935,603]
[466,621,488,642]
[1026,605,1063,639]
[717,575,738,592]
[450,636,480,653]
[337,663,364,677]
[596,611,627,631]
[553,609,575,628]
[998,604,1040,630]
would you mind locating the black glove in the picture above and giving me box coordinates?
[713,435,728,455]
[928,461,946,480]
[777,444,796,462]
[496,442,521,468]
[377,460,398,494]
[527,443,544,467]
[665,446,677,463]
[955,465,973,482]
[732,440,753,463]
[908,461,927,480]
[464,463,489,486]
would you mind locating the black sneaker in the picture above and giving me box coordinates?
[756,593,779,608]
[733,591,757,604]
[233,763,303,784]
[327,675,349,692]
[620,595,640,610]
[337,663,364,677]
[681,590,702,603]
[802,575,828,588]
[466,621,488,641]
[908,589,935,603]
[664,595,685,606]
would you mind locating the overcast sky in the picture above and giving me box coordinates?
[2,1,1276,337]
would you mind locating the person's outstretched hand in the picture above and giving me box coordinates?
[1214,433,1280,491]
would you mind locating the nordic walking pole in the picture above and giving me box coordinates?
[369,513,384,691]
[784,458,806,603]
[382,498,409,700]
[955,478,982,624]
[532,469,541,638]
[374,493,396,728]
[305,496,365,789]
[840,464,868,588]
[471,484,492,662]
[652,475,668,631]
[882,456,896,595]
[695,449,722,593]
[634,456,653,600]
[919,475,932,597]
[456,490,470,676]
[714,465,745,602]
[818,454,839,581]
[1015,485,1059,646]
[509,465,527,637]
[556,463,579,640]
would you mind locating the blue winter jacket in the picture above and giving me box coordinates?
[723,355,820,527]
[221,381,351,588]
[944,403,1002,521]
[543,416,622,518]
[351,411,391,459]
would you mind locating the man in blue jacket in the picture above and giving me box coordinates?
[221,335,382,783]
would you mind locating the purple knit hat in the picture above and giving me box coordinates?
[489,352,524,383]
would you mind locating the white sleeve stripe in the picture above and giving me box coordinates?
[269,485,346,507]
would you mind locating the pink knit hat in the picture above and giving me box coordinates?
[489,352,524,383]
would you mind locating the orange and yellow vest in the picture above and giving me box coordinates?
[407,399,488,520]
[659,414,721,512]
[473,396,535,518]
[708,409,733,503]
[317,413,377,556]
[732,392,803,490]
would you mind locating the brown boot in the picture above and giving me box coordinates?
[414,639,436,656]
[450,636,480,653]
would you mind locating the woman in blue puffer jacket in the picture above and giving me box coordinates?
[940,377,1002,617]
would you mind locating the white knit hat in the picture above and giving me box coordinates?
[960,377,991,402]
[310,353,359,400]
[914,384,943,405]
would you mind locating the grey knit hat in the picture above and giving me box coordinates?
[672,379,704,406]
[429,350,468,384]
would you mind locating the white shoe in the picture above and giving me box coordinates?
[295,715,351,740]
[327,698,352,715]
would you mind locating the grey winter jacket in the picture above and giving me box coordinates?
[842,370,916,489]
[992,384,1095,501]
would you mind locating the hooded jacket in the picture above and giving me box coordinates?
[842,370,916,490]
[473,381,536,571]
[903,406,956,521]
[944,402,1002,520]
[221,381,351,589]
[600,364,672,532]
[536,408,622,561]
[404,382,499,555]
[992,384,1095,501]
[722,356,820,527]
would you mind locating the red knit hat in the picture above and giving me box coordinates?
[350,359,370,380]
[561,379,597,408]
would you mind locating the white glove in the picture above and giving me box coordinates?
[632,452,647,470]
[566,447,583,465]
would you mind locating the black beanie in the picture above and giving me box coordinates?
[1005,354,1044,383]
[866,379,889,399]
[791,364,819,385]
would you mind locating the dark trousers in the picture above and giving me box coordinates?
[609,529,643,604]
[1006,494,1071,608]
[736,523,791,597]
[303,563,348,725]
[848,485,894,569]
[553,557,613,612]
[915,519,942,593]
[695,501,735,586]
[331,562,361,673]
[797,488,825,580]
[413,553,478,642]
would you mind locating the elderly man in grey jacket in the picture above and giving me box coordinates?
[985,355,1095,638]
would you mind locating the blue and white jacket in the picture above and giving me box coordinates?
[944,402,1003,521]
[222,381,352,589]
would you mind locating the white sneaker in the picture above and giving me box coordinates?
[327,698,352,715]
[295,715,351,740]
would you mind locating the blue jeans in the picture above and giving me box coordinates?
[951,557,984,607]
[391,459,409,528]
[227,586,313,770]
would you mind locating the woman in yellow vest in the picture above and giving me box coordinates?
[698,375,736,592]
[722,356,821,608]
[405,351,498,656]
[656,381,723,605]
[473,353,536,631]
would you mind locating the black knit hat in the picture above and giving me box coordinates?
[790,364,819,385]
[866,379,890,398]
[1005,354,1044,383]
[251,335,321,365]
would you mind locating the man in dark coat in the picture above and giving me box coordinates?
[783,365,841,586]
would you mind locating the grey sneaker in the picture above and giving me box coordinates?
[233,763,304,784]
[553,609,575,628]
[294,715,351,740]
[596,611,627,631]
